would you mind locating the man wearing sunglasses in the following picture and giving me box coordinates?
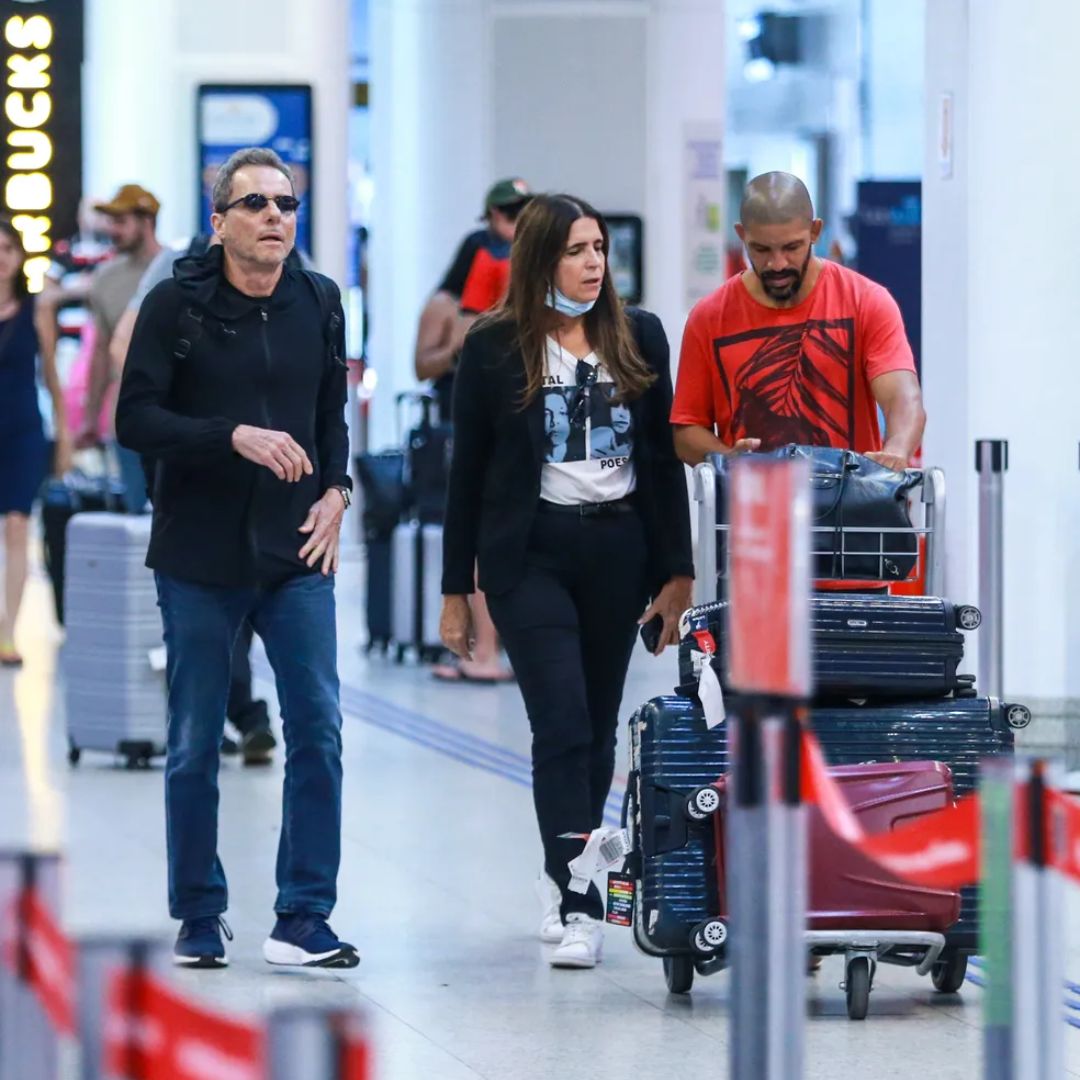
[116,147,357,972]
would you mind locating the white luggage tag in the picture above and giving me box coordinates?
[691,628,725,729]
[564,827,633,894]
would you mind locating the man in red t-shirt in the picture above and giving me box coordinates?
[671,172,925,470]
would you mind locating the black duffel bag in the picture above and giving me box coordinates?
[713,445,921,581]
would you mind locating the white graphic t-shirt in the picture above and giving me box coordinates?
[539,336,637,505]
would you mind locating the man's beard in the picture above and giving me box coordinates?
[759,247,812,302]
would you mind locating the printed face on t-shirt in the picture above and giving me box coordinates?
[542,382,633,463]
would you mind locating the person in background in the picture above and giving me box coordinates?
[671,171,925,470]
[116,147,357,971]
[416,178,533,685]
[77,185,163,513]
[0,219,70,666]
[440,194,692,969]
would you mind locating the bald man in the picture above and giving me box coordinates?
[671,172,925,470]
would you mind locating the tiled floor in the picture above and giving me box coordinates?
[3,544,1080,1079]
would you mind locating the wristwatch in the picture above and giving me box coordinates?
[331,485,352,510]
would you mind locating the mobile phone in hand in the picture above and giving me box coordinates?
[639,613,664,654]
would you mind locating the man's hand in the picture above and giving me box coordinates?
[232,424,313,482]
[440,595,475,660]
[298,489,346,576]
[731,437,761,454]
[864,449,910,473]
[638,575,694,656]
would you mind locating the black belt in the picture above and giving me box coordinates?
[537,497,636,518]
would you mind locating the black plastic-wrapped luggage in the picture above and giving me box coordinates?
[628,694,1026,960]
[678,594,981,701]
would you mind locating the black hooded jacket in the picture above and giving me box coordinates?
[115,246,351,588]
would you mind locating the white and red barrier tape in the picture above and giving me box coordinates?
[0,886,370,1079]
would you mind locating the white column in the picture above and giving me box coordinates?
[923,0,1080,710]
[83,0,350,285]
[644,0,726,354]
[367,0,491,448]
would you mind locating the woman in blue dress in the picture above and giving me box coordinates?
[0,218,69,666]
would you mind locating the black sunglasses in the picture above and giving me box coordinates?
[569,359,599,428]
[218,193,300,214]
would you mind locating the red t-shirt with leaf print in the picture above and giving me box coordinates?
[671,260,916,453]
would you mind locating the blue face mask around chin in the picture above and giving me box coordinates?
[546,286,597,318]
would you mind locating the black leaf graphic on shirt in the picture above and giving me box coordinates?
[715,319,856,449]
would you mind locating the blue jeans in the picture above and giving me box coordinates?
[155,571,343,921]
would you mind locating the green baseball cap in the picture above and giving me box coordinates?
[483,177,532,215]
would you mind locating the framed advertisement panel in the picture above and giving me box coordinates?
[196,84,314,257]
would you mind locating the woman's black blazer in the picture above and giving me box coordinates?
[441,307,694,599]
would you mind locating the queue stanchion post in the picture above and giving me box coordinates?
[726,456,812,1079]
[77,936,168,1080]
[267,1004,371,1080]
[1011,759,1064,1079]
[0,851,63,1080]
[975,440,1007,701]
[980,755,1014,1080]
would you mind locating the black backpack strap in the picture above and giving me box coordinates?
[300,268,346,369]
[174,306,205,361]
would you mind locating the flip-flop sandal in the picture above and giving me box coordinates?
[0,651,24,669]
[432,664,515,685]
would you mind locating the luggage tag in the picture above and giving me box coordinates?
[692,630,726,730]
[562,827,633,894]
[606,872,635,926]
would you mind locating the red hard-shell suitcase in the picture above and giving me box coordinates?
[711,759,960,933]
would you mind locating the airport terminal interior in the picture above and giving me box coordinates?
[4,0,1080,1078]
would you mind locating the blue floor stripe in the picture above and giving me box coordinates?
[337,686,625,817]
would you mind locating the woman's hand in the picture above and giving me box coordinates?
[440,595,475,660]
[638,575,693,655]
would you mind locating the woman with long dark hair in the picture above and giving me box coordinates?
[440,194,692,968]
[0,218,69,666]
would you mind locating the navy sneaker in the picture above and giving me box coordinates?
[174,915,232,969]
[263,913,359,968]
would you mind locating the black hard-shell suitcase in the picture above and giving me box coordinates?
[364,535,393,652]
[628,694,1026,960]
[678,594,982,701]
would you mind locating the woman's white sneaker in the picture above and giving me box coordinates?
[550,913,603,969]
[536,872,564,944]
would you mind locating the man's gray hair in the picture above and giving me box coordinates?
[211,147,295,212]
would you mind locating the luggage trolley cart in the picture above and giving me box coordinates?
[620,452,1028,1018]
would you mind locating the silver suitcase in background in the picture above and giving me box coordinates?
[63,513,165,767]
[391,522,444,663]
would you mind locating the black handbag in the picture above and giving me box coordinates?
[742,445,921,581]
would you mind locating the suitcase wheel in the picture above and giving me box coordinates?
[956,605,982,631]
[1005,703,1032,729]
[930,952,968,993]
[663,954,694,994]
[67,744,81,766]
[685,786,721,821]
[844,955,873,1021]
[690,918,728,957]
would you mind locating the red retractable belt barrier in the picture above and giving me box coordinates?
[104,968,264,1080]
[19,888,77,1035]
